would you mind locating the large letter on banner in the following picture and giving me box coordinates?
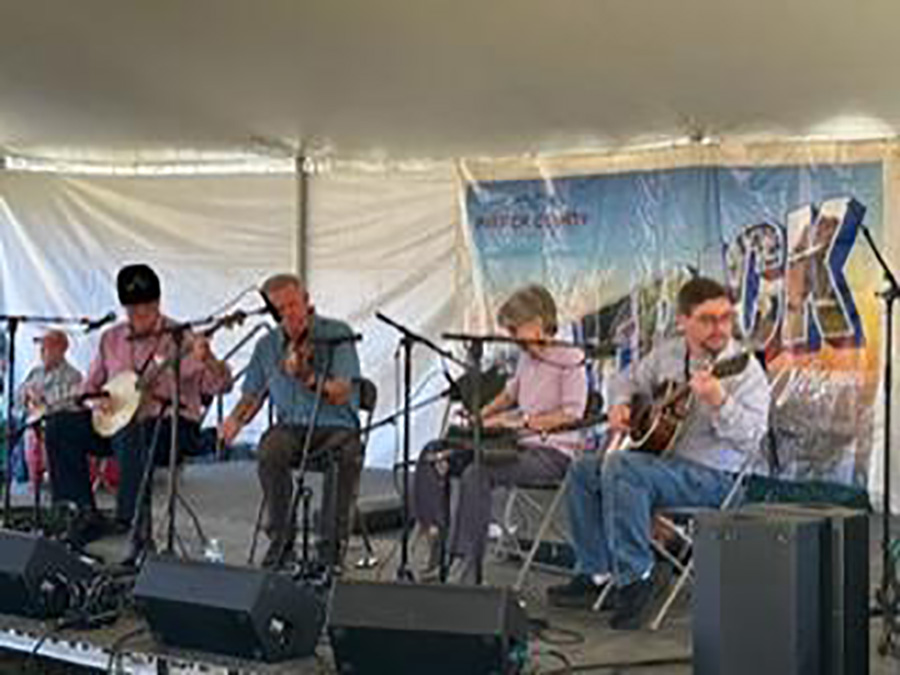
[782,197,865,352]
[726,222,786,350]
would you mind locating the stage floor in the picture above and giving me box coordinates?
[1,460,898,674]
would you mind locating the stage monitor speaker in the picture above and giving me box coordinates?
[134,556,325,663]
[0,530,94,619]
[694,510,825,675]
[741,503,869,675]
[328,580,529,675]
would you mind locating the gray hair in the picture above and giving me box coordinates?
[497,284,558,335]
[40,330,69,351]
[261,273,304,297]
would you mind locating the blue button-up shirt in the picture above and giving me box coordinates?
[243,316,360,429]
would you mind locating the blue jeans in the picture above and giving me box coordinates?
[565,449,736,586]
[565,453,612,578]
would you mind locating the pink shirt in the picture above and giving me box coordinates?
[504,345,588,457]
[83,317,232,422]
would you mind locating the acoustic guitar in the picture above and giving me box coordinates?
[628,351,751,455]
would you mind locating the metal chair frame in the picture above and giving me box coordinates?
[496,471,574,593]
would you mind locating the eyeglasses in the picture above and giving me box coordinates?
[693,311,735,329]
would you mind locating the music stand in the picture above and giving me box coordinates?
[440,333,491,584]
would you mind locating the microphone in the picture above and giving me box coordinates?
[84,311,116,333]
[258,289,281,323]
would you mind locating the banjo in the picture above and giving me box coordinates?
[90,311,250,437]
[91,370,143,437]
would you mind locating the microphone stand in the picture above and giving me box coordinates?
[277,345,335,577]
[127,308,256,560]
[441,333,488,584]
[859,225,900,656]
[358,388,455,443]
[375,313,467,582]
[273,333,362,577]
[0,312,109,529]
[211,323,269,459]
[165,326,185,554]
[3,315,20,530]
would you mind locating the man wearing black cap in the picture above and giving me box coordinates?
[45,264,232,556]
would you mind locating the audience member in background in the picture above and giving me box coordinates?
[15,330,83,491]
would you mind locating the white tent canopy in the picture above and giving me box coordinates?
[1,0,899,160]
[1,2,899,509]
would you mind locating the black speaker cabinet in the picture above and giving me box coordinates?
[0,530,94,619]
[694,510,825,675]
[328,580,529,675]
[134,556,325,662]
[741,503,869,675]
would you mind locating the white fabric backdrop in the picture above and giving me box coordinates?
[0,171,297,443]
[0,166,465,470]
[1,141,899,508]
[307,163,462,468]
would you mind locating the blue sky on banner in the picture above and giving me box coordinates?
[465,162,882,346]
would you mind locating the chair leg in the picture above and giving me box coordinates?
[513,478,568,593]
[496,487,525,560]
[592,580,614,612]
[353,504,379,569]
[651,539,688,574]
[649,559,693,631]
[247,494,267,565]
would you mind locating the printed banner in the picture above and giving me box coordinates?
[464,162,883,487]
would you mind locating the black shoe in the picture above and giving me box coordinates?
[608,566,669,630]
[547,574,612,609]
[63,509,107,550]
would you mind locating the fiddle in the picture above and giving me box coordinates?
[282,306,316,386]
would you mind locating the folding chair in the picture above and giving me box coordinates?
[592,453,758,629]
[493,469,573,593]
[502,394,605,592]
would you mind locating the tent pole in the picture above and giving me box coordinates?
[296,155,308,285]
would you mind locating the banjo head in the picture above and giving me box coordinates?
[92,371,141,437]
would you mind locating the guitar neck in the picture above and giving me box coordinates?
[661,351,750,406]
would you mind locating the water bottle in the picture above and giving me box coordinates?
[203,538,225,564]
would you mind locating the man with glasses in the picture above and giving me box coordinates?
[547,276,770,630]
